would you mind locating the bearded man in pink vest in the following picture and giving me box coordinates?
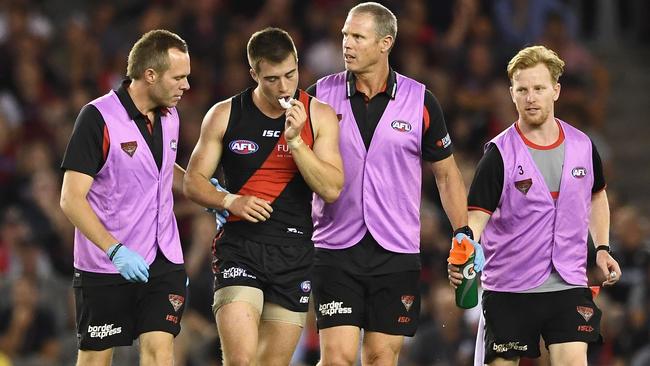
[306,3,476,364]
[60,30,191,366]
[449,45,622,366]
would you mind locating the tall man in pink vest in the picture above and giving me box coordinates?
[449,45,622,365]
[306,3,474,364]
[60,30,191,366]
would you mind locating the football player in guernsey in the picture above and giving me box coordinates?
[183,27,343,365]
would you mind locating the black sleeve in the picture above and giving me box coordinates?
[468,144,504,213]
[60,104,106,177]
[306,83,317,96]
[591,140,606,193]
[422,89,452,162]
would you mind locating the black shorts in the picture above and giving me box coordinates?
[482,288,602,363]
[212,231,313,312]
[312,265,420,336]
[74,269,188,351]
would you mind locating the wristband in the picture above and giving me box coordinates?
[107,243,123,261]
[453,225,474,240]
[222,193,238,210]
[287,136,304,150]
[595,245,611,254]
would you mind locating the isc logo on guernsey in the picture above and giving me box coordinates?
[229,140,259,154]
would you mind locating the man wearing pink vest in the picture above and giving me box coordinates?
[60,30,191,366]
[450,45,621,365]
[306,3,474,364]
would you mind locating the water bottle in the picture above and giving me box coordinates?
[448,236,479,309]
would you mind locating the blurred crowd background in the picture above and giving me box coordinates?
[0,0,649,365]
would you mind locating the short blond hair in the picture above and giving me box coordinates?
[507,45,565,83]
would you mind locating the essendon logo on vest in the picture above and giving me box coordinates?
[391,120,412,132]
[229,140,259,155]
[572,167,587,178]
[121,141,137,157]
[515,178,533,195]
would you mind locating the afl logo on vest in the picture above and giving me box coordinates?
[391,120,412,132]
[571,167,587,178]
[229,140,259,155]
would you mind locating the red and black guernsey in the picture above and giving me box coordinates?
[221,88,315,246]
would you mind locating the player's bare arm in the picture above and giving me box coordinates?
[172,163,186,194]
[590,189,621,286]
[285,98,343,203]
[184,100,273,222]
[430,155,469,230]
[60,170,119,252]
[449,210,491,288]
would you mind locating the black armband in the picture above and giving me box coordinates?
[595,245,611,254]
[453,225,474,240]
[108,243,124,261]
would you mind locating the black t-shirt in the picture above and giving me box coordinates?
[306,70,453,274]
[468,140,606,213]
[61,80,165,176]
[61,80,182,285]
[220,88,315,245]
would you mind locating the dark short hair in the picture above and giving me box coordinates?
[247,27,297,72]
[127,29,188,79]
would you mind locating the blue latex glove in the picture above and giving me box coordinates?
[106,243,149,283]
[455,233,485,272]
[208,178,230,230]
